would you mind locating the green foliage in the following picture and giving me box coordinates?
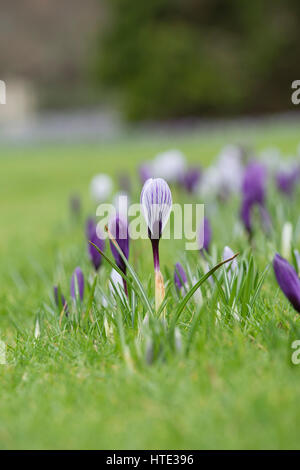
[1,124,300,448]
[95,0,300,120]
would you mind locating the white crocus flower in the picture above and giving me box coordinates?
[90,173,113,203]
[281,222,293,260]
[152,149,186,182]
[223,246,238,281]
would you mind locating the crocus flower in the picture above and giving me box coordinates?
[70,267,84,302]
[141,177,172,311]
[281,222,293,260]
[90,174,113,203]
[242,161,266,205]
[86,218,105,271]
[152,149,186,183]
[199,145,244,199]
[174,262,188,292]
[109,268,124,297]
[108,214,130,296]
[199,217,212,253]
[53,286,69,315]
[273,253,300,313]
[180,167,201,193]
[223,246,238,280]
[276,165,300,196]
[240,161,270,236]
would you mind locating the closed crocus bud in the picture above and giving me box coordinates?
[109,268,124,297]
[70,267,84,302]
[152,149,186,183]
[53,286,69,315]
[242,161,267,205]
[199,217,212,253]
[108,214,130,296]
[240,161,271,237]
[223,246,238,280]
[86,218,105,271]
[141,177,172,311]
[90,174,113,203]
[174,263,188,291]
[273,253,300,313]
[240,199,252,235]
[217,145,244,196]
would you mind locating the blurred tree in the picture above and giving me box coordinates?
[94,0,300,120]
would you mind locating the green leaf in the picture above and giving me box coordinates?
[172,253,239,326]
[89,240,154,315]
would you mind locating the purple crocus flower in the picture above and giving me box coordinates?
[273,253,300,313]
[180,167,202,193]
[53,286,69,315]
[86,218,105,271]
[199,217,212,253]
[141,178,172,310]
[108,214,130,295]
[174,263,187,291]
[242,161,266,205]
[70,267,84,302]
[276,170,298,196]
[240,161,270,235]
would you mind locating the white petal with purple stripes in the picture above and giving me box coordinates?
[140,178,172,239]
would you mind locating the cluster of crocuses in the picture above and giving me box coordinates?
[57,177,174,313]
[60,143,300,320]
[139,149,201,194]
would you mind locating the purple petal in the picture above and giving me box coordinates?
[242,161,267,205]
[273,253,300,313]
[180,167,202,193]
[276,170,298,196]
[199,217,212,252]
[174,263,187,290]
[108,214,129,274]
[86,218,105,271]
[240,199,252,235]
[70,267,84,301]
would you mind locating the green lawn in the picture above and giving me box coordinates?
[1,121,300,449]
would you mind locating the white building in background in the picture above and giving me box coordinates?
[0,80,6,104]
[0,78,36,124]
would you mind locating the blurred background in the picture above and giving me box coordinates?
[1,0,300,142]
